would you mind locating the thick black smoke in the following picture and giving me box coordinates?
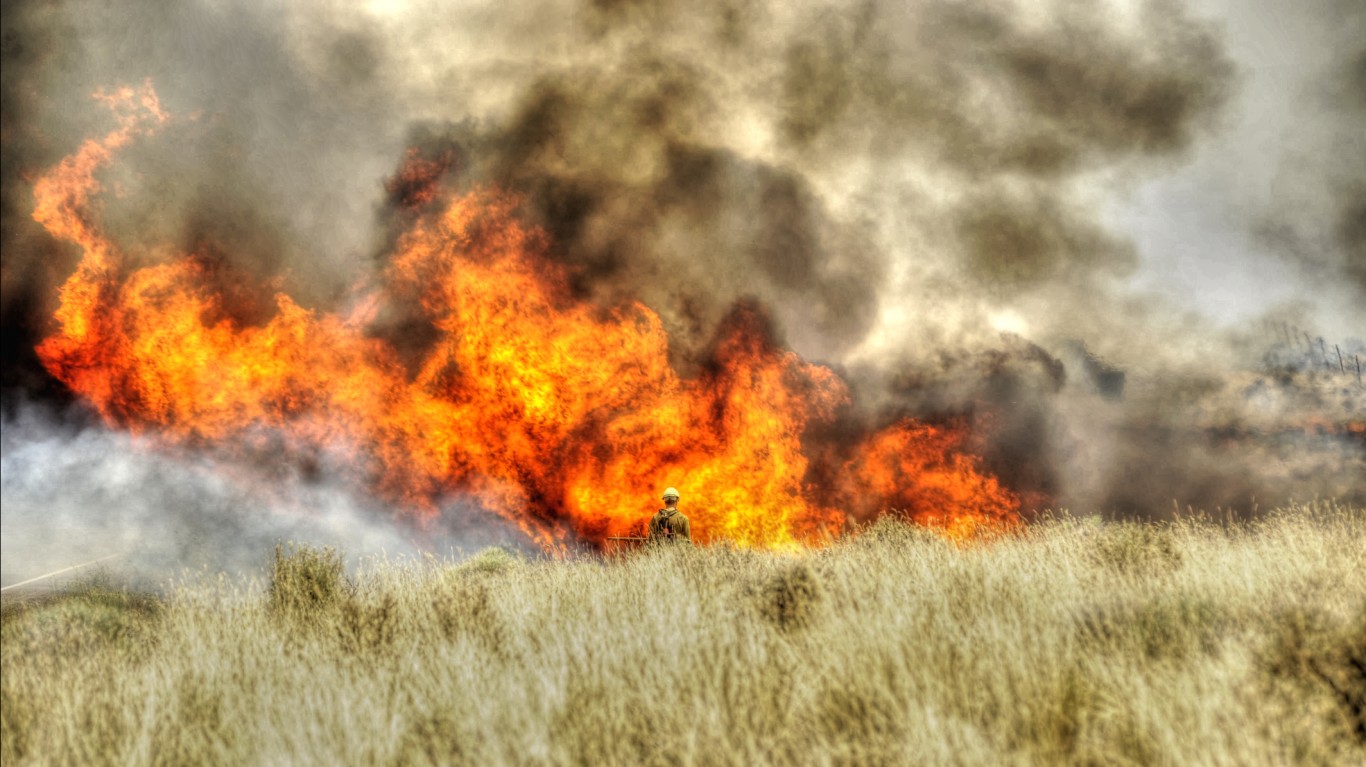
[1,0,1361,578]
[376,0,1235,367]
[2,0,1237,371]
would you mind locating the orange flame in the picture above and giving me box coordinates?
[33,85,1021,549]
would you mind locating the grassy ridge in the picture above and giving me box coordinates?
[3,503,1364,766]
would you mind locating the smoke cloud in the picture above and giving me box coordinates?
[1,0,1241,366]
[1,0,1362,575]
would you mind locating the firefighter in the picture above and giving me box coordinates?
[648,487,692,544]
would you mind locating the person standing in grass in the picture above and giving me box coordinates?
[649,487,692,544]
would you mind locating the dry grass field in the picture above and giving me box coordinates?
[3,502,1364,766]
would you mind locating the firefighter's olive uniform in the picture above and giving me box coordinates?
[648,488,691,544]
[648,507,692,544]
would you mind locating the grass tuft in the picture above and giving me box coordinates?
[1089,521,1184,574]
[1076,595,1232,660]
[268,543,348,619]
[1263,606,1366,747]
[453,546,522,577]
[756,561,823,632]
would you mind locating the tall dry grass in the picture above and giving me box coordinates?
[3,501,1364,766]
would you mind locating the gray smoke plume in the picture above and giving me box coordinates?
[1254,37,1366,303]
[1,0,1362,573]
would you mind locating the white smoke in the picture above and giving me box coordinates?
[0,403,531,589]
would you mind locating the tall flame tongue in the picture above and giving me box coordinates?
[34,86,1020,549]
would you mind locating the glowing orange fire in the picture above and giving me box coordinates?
[33,85,1020,549]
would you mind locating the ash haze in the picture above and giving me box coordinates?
[1,0,1362,582]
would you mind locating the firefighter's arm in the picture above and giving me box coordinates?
[679,515,692,543]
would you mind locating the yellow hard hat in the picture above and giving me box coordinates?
[662,487,680,500]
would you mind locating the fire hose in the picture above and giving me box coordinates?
[0,553,124,593]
